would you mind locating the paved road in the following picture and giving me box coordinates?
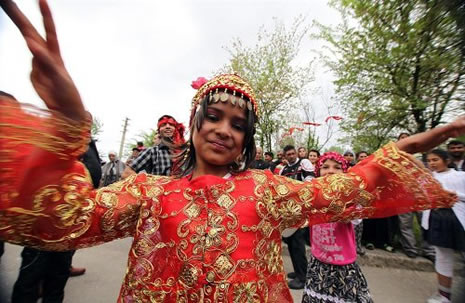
[0,240,463,302]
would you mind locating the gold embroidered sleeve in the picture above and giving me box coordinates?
[0,167,146,251]
[265,142,456,229]
[0,101,145,250]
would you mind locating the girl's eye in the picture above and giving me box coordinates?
[206,114,218,121]
[232,124,245,131]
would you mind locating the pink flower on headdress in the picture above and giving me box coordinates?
[191,77,208,90]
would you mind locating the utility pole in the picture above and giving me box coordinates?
[119,117,129,158]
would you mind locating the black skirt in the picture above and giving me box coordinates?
[424,208,465,251]
[301,256,373,303]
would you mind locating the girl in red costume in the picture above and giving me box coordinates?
[0,1,464,302]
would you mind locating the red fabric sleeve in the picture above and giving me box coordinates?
[0,100,143,250]
[267,142,456,229]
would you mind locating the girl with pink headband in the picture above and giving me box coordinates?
[302,152,372,302]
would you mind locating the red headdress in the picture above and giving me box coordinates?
[189,74,258,126]
[314,151,349,177]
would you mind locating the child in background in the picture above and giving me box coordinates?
[302,152,372,303]
[424,149,465,303]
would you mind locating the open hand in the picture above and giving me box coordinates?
[0,0,87,121]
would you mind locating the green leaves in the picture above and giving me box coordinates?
[321,0,465,150]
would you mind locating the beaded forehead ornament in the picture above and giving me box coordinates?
[190,74,258,126]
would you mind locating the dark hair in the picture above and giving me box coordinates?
[356,151,368,158]
[308,149,320,157]
[283,145,295,153]
[265,151,274,158]
[398,132,410,140]
[447,139,464,147]
[137,141,144,146]
[0,91,16,100]
[132,147,139,152]
[428,149,449,163]
[172,90,256,177]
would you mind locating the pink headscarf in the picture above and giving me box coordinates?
[314,151,349,177]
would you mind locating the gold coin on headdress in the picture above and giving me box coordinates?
[247,101,253,111]
[213,93,220,103]
[230,96,237,105]
[220,93,229,102]
[238,98,245,108]
[209,95,213,103]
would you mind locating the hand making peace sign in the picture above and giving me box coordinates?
[0,0,87,121]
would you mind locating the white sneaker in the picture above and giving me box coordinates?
[426,292,451,303]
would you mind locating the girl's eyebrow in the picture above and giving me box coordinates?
[232,116,247,124]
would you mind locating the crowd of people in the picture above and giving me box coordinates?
[0,1,464,303]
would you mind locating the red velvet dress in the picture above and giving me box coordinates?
[0,101,456,302]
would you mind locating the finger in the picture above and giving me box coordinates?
[39,0,63,64]
[0,0,46,46]
[30,65,60,110]
[28,39,65,96]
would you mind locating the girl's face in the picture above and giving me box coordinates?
[427,153,448,173]
[308,151,319,164]
[319,159,344,176]
[192,99,247,175]
[344,153,355,163]
[357,152,368,162]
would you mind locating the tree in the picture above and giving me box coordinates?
[316,0,465,151]
[221,17,314,151]
[91,116,103,140]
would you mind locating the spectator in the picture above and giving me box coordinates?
[356,151,369,162]
[270,150,285,174]
[280,145,313,290]
[343,150,356,166]
[250,147,270,170]
[101,151,125,186]
[264,151,274,163]
[398,132,410,141]
[136,141,145,151]
[298,147,308,159]
[447,140,465,171]
[122,115,184,177]
[307,149,320,166]
[126,147,141,166]
[424,149,465,303]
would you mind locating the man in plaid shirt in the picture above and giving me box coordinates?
[122,115,184,177]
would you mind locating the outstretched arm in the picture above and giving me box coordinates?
[396,116,465,154]
[265,143,457,230]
